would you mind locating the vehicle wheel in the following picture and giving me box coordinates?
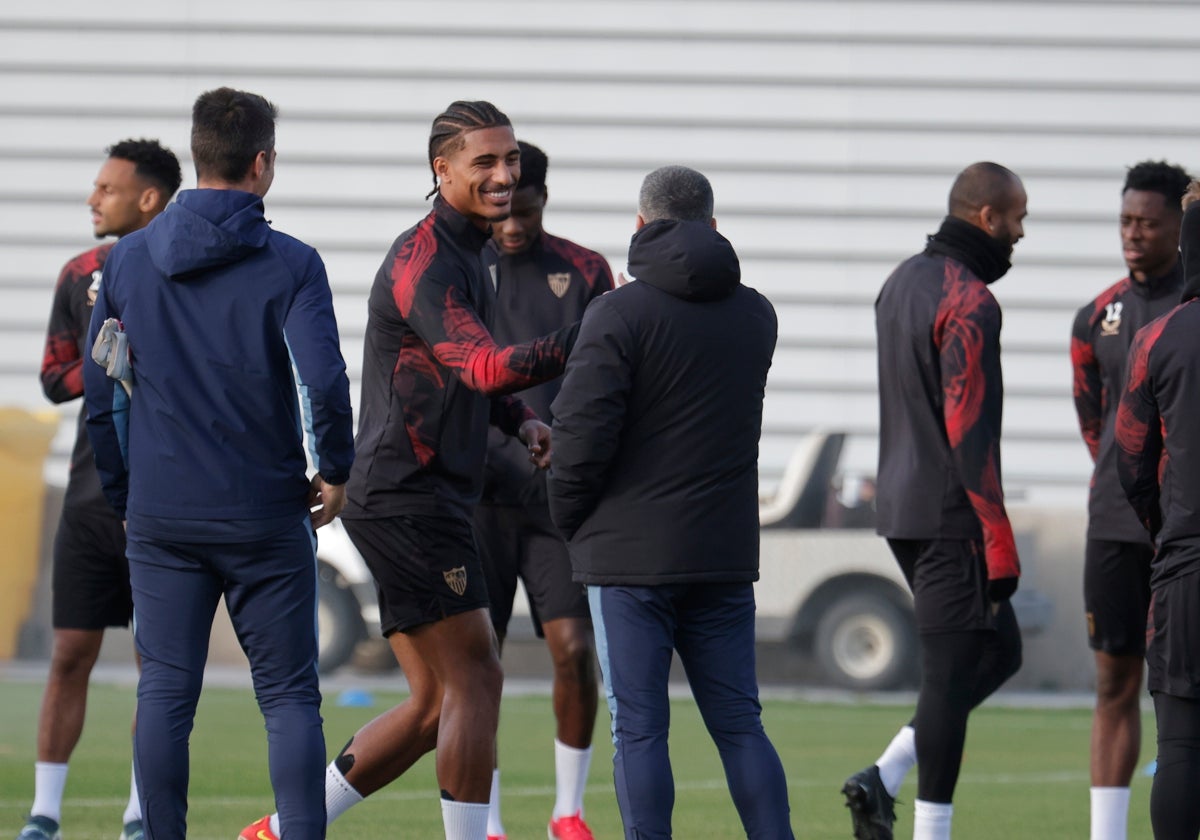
[813,590,916,691]
[317,563,365,675]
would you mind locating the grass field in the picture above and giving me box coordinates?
[0,677,1157,839]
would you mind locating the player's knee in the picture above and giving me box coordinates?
[552,639,596,685]
[49,633,103,678]
[1095,655,1143,706]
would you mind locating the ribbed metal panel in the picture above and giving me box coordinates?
[3,0,1196,505]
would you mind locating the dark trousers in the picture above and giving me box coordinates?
[888,538,1023,802]
[1151,693,1200,839]
[588,582,794,840]
[125,520,326,840]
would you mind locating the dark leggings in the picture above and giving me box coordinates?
[1152,693,1200,839]
[912,599,1022,803]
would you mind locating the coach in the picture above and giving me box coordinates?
[547,165,794,839]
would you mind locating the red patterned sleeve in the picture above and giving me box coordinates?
[391,223,578,397]
[40,258,88,403]
[934,265,1019,583]
[1116,318,1168,538]
[1070,304,1102,461]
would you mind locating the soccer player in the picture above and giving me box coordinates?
[842,162,1026,840]
[20,139,181,840]
[84,88,355,840]
[1116,199,1200,840]
[1071,160,1190,840]
[546,165,794,839]
[241,101,578,840]
[475,140,612,840]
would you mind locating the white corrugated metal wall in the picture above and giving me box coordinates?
[3,0,1199,509]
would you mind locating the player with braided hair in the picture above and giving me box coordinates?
[241,100,578,840]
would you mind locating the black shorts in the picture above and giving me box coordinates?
[342,513,490,635]
[474,502,589,638]
[1084,538,1153,656]
[888,537,993,634]
[1147,570,1200,699]
[52,506,131,630]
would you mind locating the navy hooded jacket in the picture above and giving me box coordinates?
[83,189,355,528]
[546,219,777,585]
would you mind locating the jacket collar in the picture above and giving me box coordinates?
[433,195,492,253]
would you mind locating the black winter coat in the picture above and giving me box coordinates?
[546,219,777,585]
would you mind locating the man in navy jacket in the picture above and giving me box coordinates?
[547,165,793,839]
[84,87,354,840]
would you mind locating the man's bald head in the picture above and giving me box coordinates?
[946,162,1028,253]
[948,162,1023,220]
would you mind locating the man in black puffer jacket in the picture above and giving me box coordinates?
[547,165,793,839]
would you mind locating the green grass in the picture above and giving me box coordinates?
[0,679,1156,839]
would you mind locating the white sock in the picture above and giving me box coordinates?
[325,762,364,826]
[913,799,953,840]
[31,762,69,823]
[123,762,141,823]
[553,739,592,819]
[265,764,363,839]
[441,798,489,840]
[487,769,505,837]
[875,725,917,798]
[1090,786,1131,840]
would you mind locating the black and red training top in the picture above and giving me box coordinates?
[342,196,577,520]
[875,217,1020,588]
[1116,204,1200,587]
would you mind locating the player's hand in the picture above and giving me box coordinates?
[987,576,1018,603]
[308,474,346,529]
[1183,180,1200,211]
[615,271,632,287]
[518,419,552,470]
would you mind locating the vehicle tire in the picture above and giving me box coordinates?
[317,563,365,675]
[813,590,917,691]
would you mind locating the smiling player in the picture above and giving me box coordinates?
[242,100,580,840]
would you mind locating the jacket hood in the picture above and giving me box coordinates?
[627,219,740,302]
[147,189,271,280]
[1182,203,1200,302]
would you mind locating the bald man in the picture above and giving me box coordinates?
[841,163,1028,840]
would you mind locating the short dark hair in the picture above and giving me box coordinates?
[948,161,1022,218]
[106,138,182,198]
[1123,160,1191,210]
[638,165,714,223]
[426,100,512,197]
[517,140,548,194]
[191,87,278,184]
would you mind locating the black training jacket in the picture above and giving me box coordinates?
[546,219,777,585]
[342,197,577,520]
[480,232,613,506]
[1117,204,1200,587]
[1071,263,1182,543]
[875,218,1020,586]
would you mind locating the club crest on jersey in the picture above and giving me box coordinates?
[1101,301,1123,336]
[547,272,571,298]
[443,566,468,597]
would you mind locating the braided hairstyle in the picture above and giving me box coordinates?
[426,100,512,198]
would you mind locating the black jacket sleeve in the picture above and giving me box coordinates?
[546,297,635,540]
